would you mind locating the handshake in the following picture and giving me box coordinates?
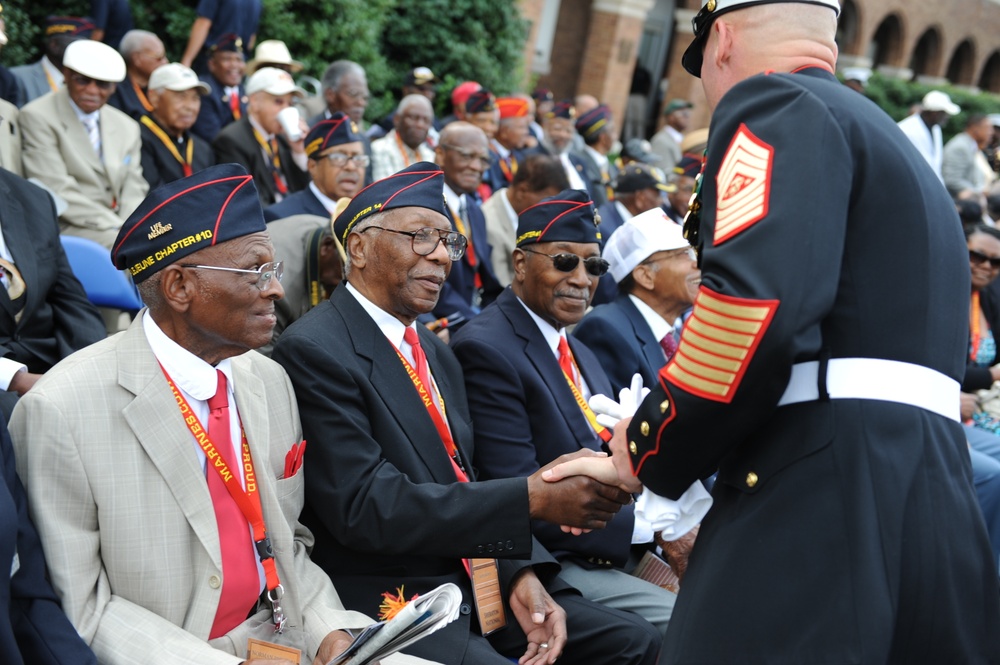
[525,375,650,532]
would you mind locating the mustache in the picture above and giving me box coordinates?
[556,288,590,300]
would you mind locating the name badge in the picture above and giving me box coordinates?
[246,638,301,663]
[469,558,506,635]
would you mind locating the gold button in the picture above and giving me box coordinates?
[209,575,221,589]
[707,0,716,11]
[640,421,650,436]
[746,472,758,488]
[660,400,669,414]
[629,441,638,455]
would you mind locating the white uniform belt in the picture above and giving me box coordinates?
[777,358,960,422]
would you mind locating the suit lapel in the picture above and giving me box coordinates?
[334,289,458,482]
[498,291,598,448]
[620,295,669,375]
[56,90,107,175]
[118,318,223,568]
[0,178,38,323]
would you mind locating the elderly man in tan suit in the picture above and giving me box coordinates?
[10,164,438,665]
[19,39,148,249]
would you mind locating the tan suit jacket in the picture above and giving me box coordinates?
[9,315,436,665]
[481,188,517,286]
[0,99,22,177]
[18,88,148,239]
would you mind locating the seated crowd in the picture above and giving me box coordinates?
[0,12,997,665]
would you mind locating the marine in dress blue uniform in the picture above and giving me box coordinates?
[622,0,1000,662]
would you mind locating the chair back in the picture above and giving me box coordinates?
[60,236,144,311]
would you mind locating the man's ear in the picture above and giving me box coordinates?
[632,264,656,292]
[346,231,367,270]
[159,265,196,313]
[511,247,528,283]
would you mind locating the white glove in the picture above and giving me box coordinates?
[589,373,650,429]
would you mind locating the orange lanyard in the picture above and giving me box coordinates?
[972,290,983,362]
[391,345,469,481]
[560,364,612,443]
[141,116,195,176]
[44,67,58,92]
[132,78,154,112]
[252,127,288,195]
[498,153,516,183]
[394,131,415,167]
[158,365,282,596]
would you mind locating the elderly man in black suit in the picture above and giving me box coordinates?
[450,189,682,642]
[191,34,247,142]
[574,208,700,394]
[0,169,105,419]
[272,163,661,665]
[213,67,309,206]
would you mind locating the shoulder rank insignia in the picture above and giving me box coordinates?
[665,287,778,402]
[714,123,773,245]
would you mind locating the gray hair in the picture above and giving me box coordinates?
[321,60,366,93]
[397,93,432,115]
[118,29,159,61]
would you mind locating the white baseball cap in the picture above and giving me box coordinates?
[921,90,960,116]
[246,67,304,97]
[148,63,210,95]
[604,208,691,283]
[62,39,125,83]
[246,40,304,75]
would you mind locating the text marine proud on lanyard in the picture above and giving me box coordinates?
[159,363,289,633]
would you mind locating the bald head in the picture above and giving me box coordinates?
[700,3,838,109]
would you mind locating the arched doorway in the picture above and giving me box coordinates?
[836,0,861,53]
[909,27,942,79]
[979,51,1000,93]
[869,14,904,68]
[946,39,976,85]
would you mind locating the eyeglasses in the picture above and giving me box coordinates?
[440,144,492,169]
[521,247,610,277]
[69,74,114,90]
[179,261,284,290]
[641,247,697,265]
[318,152,370,168]
[338,88,369,101]
[362,226,468,261]
[970,249,1000,268]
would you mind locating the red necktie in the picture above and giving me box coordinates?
[206,370,259,639]
[558,336,577,385]
[660,332,678,362]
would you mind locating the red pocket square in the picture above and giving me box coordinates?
[283,440,307,477]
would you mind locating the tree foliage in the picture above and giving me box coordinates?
[1,0,526,122]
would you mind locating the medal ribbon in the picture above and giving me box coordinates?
[132,78,154,112]
[141,116,195,177]
[252,127,289,196]
[158,365,282,596]
[560,364,613,443]
[450,206,482,289]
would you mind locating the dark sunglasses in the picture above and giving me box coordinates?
[970,249,1000,268]
[521,247,609,277]
[69,74,115,90]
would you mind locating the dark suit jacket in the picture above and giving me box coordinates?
[262,186,327,222]
[0,170,105,417]
[591,200,627,306]
[573,294,668,395]
[0,420,97,665]
[272,286,561,664]
[212,118,310,207]
[107,77,148,122]
[451,288,636,568]
[574,148,617,209]
[432,198,503,323]
[139,119,216,190]
[191,76,245,143]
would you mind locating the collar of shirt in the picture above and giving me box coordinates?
[499,188,518,232]
[583,144,608,171]
[491,139,511,160]
[345,281,420,365]
[628,294,674,342]
[67,96,99,128]
[224,85,240,99]
[41,55,64,88]
[614,200,634,223]
[308,181,338,214]
[443,183,463,216]
[142,310,235,401]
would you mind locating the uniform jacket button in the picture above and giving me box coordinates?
[209,575,221,589]
[746,471,758,488]
[640,421,650,436]
[629,441,638,455]
[506,540,514,550]
[660,400,669,413]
